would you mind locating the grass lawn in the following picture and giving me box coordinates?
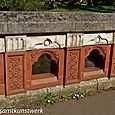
[49,3,115,13]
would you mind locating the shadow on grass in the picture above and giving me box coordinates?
[51,2,115,13]
[78,4,115,13]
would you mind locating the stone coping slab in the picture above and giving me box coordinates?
[0,12,115,35]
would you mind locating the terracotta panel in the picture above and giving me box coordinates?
[25,48,64,90]
[5,52,26,95]
[80,45,111,81]
[110,45,115,77]
[65,48,80,84]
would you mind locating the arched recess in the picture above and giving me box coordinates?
[25,48,64,90]
[85,49,105,70]
[32,53,58,77]
[81,45,111,80]
[85,47,106,58]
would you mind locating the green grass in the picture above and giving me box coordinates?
[49,4,115,13]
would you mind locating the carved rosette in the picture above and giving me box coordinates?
[31,50,38,61]
[67,50,79,80]
[8,56,23,91]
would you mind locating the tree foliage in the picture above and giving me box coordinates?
[0,0,114,11]
[0,0,45,11]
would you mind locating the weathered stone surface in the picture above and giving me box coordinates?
[67,33,113,47]
[97,77,115,91]
[79,79,97,92]
[5,35,65,52]
[0,38,5,52]
[0,12,115,34]
[27,35,66,50]
[5,36,27,52]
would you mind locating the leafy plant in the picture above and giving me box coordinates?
[85,89,95,96]
[59,91,85,102]
[59,94,71,102]
[35,89,95,106]
[44,0,58,9]
[45,93,57,104]
[0,0,45,11]
[36,93,57,106]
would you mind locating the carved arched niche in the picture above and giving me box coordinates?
[85,49,105,70]
[81,45,111,80]
[25,48,64,90]
[31,50,59,79]
[32,53,58,77]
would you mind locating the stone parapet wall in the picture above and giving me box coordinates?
[0,12,115,96]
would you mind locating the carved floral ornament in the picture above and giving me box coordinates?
[31,50,59,64]
[9,56,22,90]
[67,50,79,80]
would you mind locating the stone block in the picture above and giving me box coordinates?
[26,35,66,50]
[79,79,97,92]
[47,85,63,93]
[0,38,5,52]
[67,33,113,47]
[5,35,66,52]
[5,36,27,52]
[97,77,115,91]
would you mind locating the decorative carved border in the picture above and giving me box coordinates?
[65,48,80,84]
[5,53,25,95]
[80,45,111,80]
[25,48,64,90]
[31,49,59,64]
[84,45,106,58]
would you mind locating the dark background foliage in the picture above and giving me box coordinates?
[0,0,115,12]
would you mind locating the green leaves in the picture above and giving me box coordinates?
[45,93,57,104]
[36,93,57,106]
[44,0,58,9]
[35,90,93,106]
[0,0,45,11]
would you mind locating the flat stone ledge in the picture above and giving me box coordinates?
[97,77,115,91]
[0,12,115,35]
